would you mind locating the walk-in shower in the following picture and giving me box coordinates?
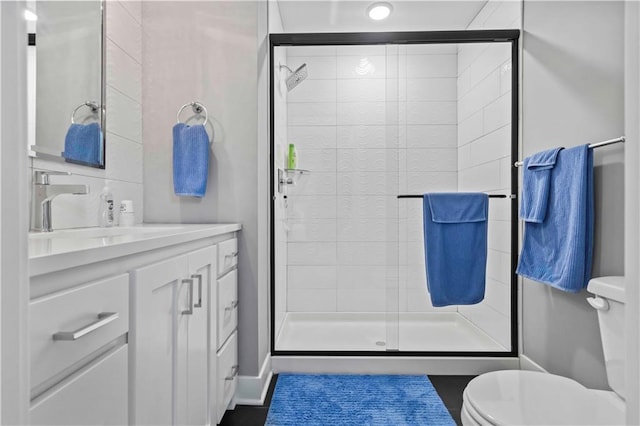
[270,31,519,357]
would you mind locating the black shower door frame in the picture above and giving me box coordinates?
[269,30,520,357]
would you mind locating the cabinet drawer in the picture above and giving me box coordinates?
[216,331,238,424]
[217,238,238,277]
[30,274,129,389]
[30,345,128,425]
[217,269,238,350]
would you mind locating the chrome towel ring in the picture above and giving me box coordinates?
[177,101,208,127]
[71,101,100,124]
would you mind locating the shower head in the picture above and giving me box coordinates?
[281,63,308,92]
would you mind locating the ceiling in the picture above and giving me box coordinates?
[276,1,489,33]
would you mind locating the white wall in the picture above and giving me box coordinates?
[457,0,521,350]
[1,2,30,423]
[624,2,640,422]
[30,0,143,229]
[142,1,267,378]
[521,0,624,389]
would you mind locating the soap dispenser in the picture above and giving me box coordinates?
[99,186,114,227]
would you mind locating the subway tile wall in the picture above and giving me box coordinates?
[274,45,289,338]
[30,0,143,229]
[456,0,522,350]
[284,44,459,314]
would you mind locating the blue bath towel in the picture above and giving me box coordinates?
[516,145,594,292]
[173,123,210,197]
[423,193,488,307]
[520,147,563,223]
[62,122,103,166]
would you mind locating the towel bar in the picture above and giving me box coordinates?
[514,136,625,167]
[397,194,516,199]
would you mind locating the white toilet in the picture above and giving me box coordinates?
[462,276,626,425]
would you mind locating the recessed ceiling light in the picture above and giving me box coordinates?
[24,9,38,21]
[367,2,393,21]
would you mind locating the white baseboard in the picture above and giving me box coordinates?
[519,354,548,373]
[234,354,273,406]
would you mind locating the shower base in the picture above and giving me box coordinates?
[275,312,506,353]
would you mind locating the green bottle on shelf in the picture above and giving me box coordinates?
[288,143,297,169]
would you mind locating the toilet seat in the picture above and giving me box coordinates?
[462,370,624,425]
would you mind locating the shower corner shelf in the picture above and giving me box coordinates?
[278,168,311,193]
[284,168,310,175]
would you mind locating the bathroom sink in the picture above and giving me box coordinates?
[29,225,184,240]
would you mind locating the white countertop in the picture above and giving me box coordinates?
[29,224,241,277]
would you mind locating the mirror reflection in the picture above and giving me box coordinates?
[27,0,105,168]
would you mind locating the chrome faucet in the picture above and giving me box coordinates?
[31,171,90,232]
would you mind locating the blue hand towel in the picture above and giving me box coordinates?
[520,147,563,222]
[423,193,489,307]
[62,122,103,166]
[173,123,210,197]
[516,145,594,292]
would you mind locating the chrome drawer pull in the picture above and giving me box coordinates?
[53,312,118,341]
[182,278,194,315]
[224,252,238,258]
[192,274,203,308]
[225,365,239,381]
[224,300,239,311]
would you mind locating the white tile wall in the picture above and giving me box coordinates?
[274,45,289,337]
[456,0,521,350]
[283,34,514,334]
[31,0,143,230]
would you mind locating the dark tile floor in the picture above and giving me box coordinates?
[220,374,476,426]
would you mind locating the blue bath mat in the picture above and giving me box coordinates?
[265,374,455,426]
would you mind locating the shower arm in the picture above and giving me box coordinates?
[279,64,294,74]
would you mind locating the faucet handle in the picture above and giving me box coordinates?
[34,171,70,184]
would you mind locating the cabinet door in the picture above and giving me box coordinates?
[176,246,217,426]
[130,255,188,426]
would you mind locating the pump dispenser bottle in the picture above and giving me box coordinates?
[100,186,114,227]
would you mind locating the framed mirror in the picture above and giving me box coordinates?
[27,0,105,169]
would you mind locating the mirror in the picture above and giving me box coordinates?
[27,0,105,168]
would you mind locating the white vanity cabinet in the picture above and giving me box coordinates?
[28,224,241,426]
[124,229,240,426]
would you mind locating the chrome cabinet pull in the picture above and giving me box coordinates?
[192,274,203,308]
[224,300,239,311]
[225,365,239,381]
[53,312,118,341]
[224,252,238,258]
[182,278,194,315]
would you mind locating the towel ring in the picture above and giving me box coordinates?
[177,101,208,127]
[71,101,100,124]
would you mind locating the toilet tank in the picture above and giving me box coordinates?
[587,276,625,399]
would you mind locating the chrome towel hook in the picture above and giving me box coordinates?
[70,101,100,124]
[177,101,208,127]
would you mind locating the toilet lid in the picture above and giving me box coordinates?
[464,370,625,425]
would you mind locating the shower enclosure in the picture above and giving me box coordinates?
[270,31,519,356]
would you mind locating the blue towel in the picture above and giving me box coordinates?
[423,193,488,307]
[62,123,103,166]
[173,123,210,197]
[516,145,594,292]
[520,147,563,222]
